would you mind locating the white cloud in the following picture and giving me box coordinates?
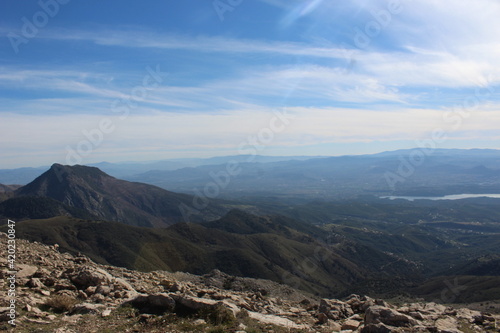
[2,102,499,167]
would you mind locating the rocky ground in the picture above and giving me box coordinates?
[0,232,498,332]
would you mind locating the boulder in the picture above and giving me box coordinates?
[16,264,38,278]
[342,318,361,330]
[319,298,354,320]
[171,294,219,311]
[365,305,418,327]
[95,285,112,296]
[71,268,111,289]
[247,311,307,329]
[70,303,106,315]
[361,323,393,333]
[27,278,44,289]
[125,293,176,314]
[435,317,460,333]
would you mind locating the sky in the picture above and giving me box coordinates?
[1,0,499,168]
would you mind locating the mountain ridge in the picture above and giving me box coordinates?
[13,164,227,227]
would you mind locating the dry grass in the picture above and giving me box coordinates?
[44,295,79,313]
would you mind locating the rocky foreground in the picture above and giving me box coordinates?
[0,232,498,333]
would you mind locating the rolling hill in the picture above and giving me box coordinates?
[6,210,422,297]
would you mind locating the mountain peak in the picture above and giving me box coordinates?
[14,164,226,227]
[48,163,112,182]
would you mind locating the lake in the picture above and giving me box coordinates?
[381,194,500,201]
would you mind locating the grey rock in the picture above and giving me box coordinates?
[71,268,111,289]
[70,303,106,315]
[125,293,176,314]
[318,298,354,320]
[365,305,418,327]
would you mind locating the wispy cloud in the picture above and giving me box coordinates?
[1,0,499,167]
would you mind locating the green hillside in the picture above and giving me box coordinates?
[4,210,420,297]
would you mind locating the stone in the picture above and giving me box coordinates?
[40,290,51,296]
[77,290,88,299]
[91,293,106,303]
[435,317,460,333]
[361,323,393,333]
[329,321,342,332]
[70,303,106,315]
[0,308,12,322]
[71,268,111,289]
[27,278,44,289]
[365,306,418,327]
[342,319,361,330]
[193,318,207,325]
[95,285,112,296]
[101,309,112,317]
[125,293,176,314]
[33,268,51,279]
[16,264,38,278]
[409,311,425,320]
[113,277,137,296]
[247,311,307,329]
[171,294,219,311]
[43,277,56,287]
[319,298,354,320]
[317,312,328,324]
[54,283,78,291]
[85,286,97,295]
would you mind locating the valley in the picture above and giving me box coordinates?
[1,149,500,306]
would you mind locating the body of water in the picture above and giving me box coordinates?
[381,194,500,201]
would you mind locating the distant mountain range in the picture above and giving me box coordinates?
[0,155,324,185]
[2,149,500,201]
[123,148,500,200]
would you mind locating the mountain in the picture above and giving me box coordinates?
[0,156,324,185]
[0,166,48,185]
[89,155,325,178]
[7,210,422,297]
[124,148,500,201]
[0,184,20,192]
[14,164,227,227]
[0,196,98,220]
[0,183,20,201]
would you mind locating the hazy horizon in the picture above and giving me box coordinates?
[2,147,500,170]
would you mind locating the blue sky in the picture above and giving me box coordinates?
[1,0,499,168]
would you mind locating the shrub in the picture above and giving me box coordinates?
[44,295,78,313]
[199,303,235,326]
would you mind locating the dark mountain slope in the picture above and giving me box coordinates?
[0,184,19,202]
[0,196,98,220]
[0,184,20,193]
[8,210,421,297]
[14,164,227,227]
